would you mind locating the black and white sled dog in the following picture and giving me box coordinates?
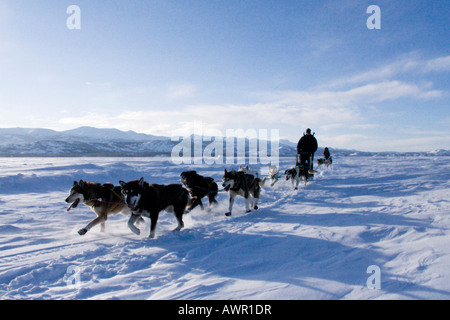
[222,168,266,216]
[65,180,133,235]
[285,167,310,190]
[119,178,189,238]
[180,170,218,212]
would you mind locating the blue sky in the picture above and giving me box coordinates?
[0,0,449,151]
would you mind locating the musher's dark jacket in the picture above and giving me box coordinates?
[297,134,318,155]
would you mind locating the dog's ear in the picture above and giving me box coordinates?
[224,169,227,174]
[119,180,126,188]
[79,180,85,188]
[73,181,78,186]
[139,177,145,187]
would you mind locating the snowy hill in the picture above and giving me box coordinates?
[0,155,449,300]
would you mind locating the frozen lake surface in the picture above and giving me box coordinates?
[0,155,449,299]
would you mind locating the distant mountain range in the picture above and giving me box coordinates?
[0,127,168,143]
[0,126,448,157]
[0,126,292,157]
[0,127,173,156]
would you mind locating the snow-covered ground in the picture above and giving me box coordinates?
[0,155,449,300]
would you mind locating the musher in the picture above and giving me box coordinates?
[296,128,318,170]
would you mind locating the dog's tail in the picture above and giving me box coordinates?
[259,177,266,187]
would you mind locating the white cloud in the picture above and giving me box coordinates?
[260,80,440,107]
[320,134,368,149]
[166,83,198,100]
[84,81,112,87]
[57,79,442,139]
[325,55,450,88]
[422,55,450,73]
[318,129,450,152]
[363,135,450,152]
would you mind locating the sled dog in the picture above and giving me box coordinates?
[238,164,259,177]
[119,178,189,238]
[284,167,304,190]
[222,168,266,216]
[317,157,333,167]
[65,180,132,235]
[285,165,316,189]
[268,165,281,186]
[180,170,218,212]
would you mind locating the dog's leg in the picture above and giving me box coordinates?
[270,178,278,187]
[172,210,184,232]
[149,210,160,238]
[79,215,106,235]
[245,197,251,213]
[225,194,236,216]
[136,216,145,225]
[127,213,141,236]
[253,197,259,210]
[209,193,218,205]
[243,187,251,213]
[78,228,88,236]
[252,187,261,210]
[252,189,260,210]
[207,194,218,210]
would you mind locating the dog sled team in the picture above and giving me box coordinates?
[65,128,333,239]
[65,165,266,238]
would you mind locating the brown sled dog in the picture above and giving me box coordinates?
[65,180,132,235]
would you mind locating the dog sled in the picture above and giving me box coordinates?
[296,152,317,180]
